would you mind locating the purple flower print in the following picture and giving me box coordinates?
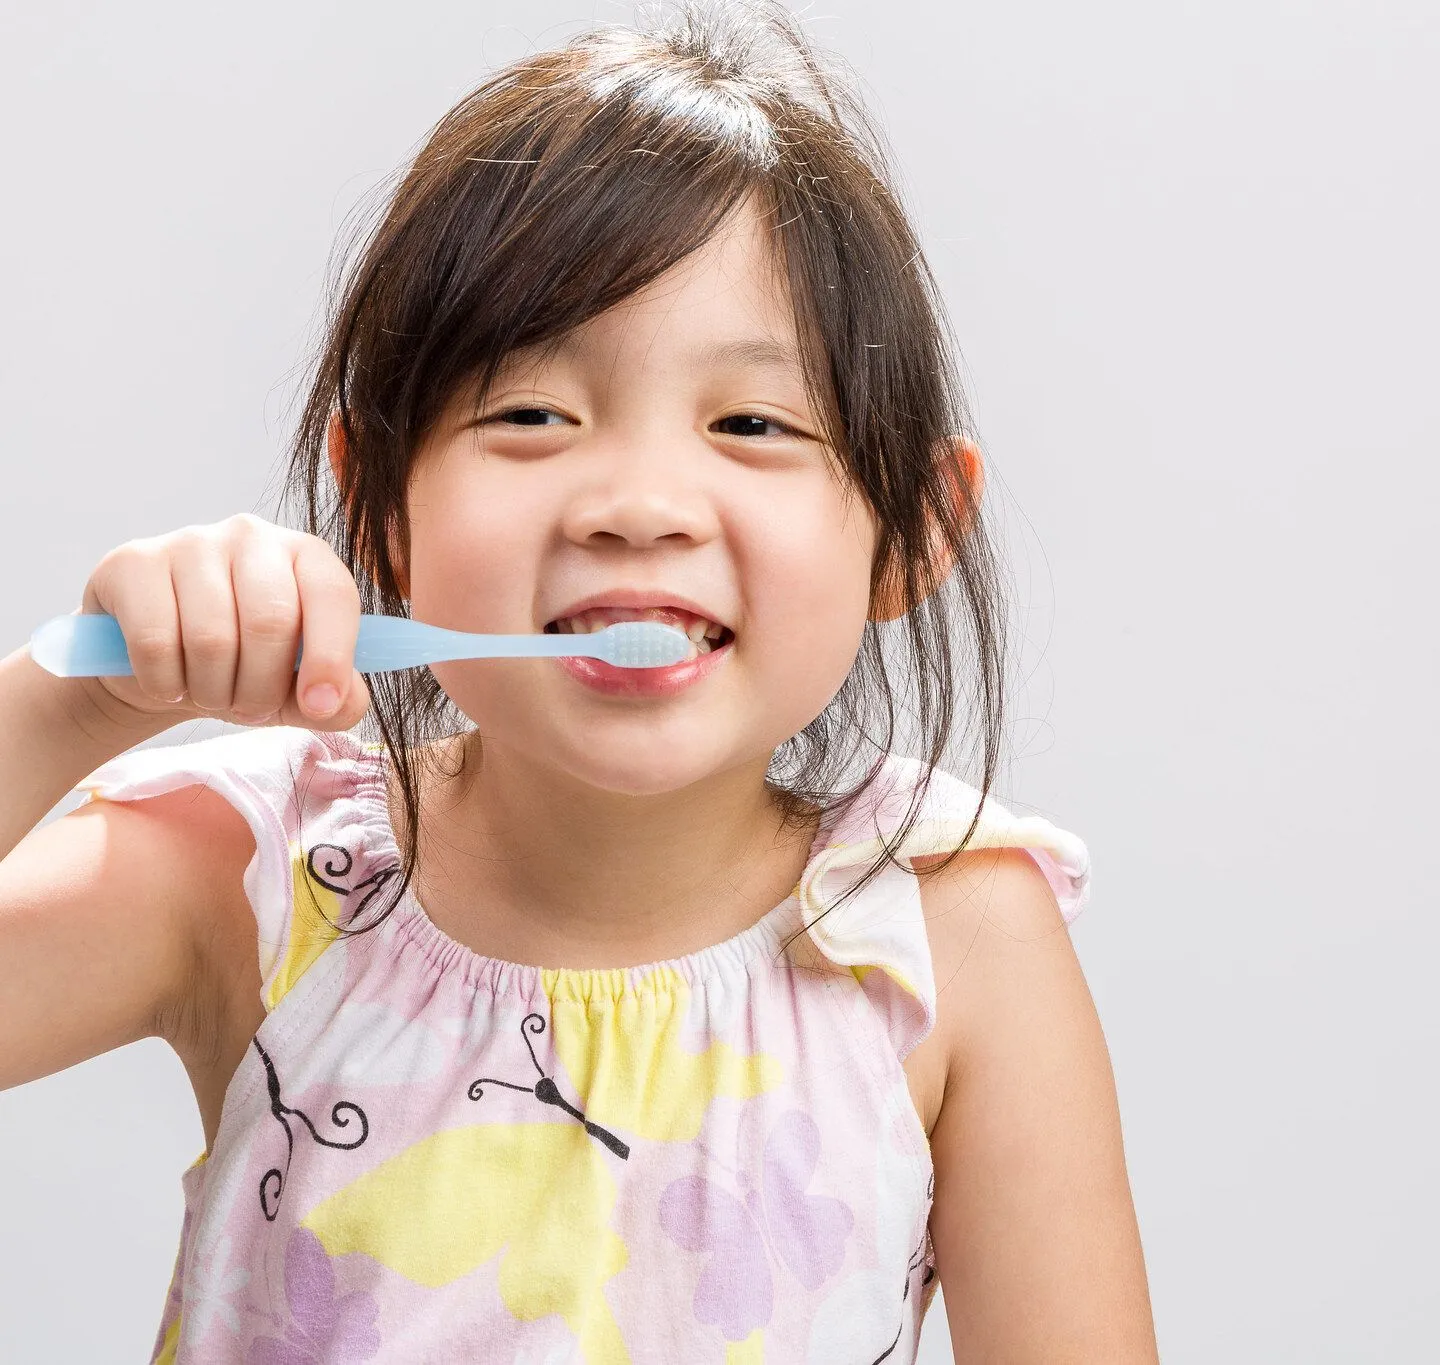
[658,1109,855,1342]
[248,1227,380,1365]
[661,1169,774,1339]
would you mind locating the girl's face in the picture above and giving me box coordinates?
[400,199,877,797]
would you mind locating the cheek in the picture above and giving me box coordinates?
[405,464,555,730]
[406,469,537,626]
[764,480,873,610]
[743,483,875,690]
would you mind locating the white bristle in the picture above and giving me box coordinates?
[592,622,692,668]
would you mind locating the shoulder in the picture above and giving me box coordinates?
[913,844,1081,1071]
[887,758,1093,1037]
[76,723,377,856]
[852,755,1094,1059]
[908,843,1081,1121]
[798,758,1094,1124]
[913,841,1072,954]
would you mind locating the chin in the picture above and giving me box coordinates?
[560,747,734,799]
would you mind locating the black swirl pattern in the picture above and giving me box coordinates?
[254,1036,370,1221]
[304,841,399,928]
[468,1011,630,1160]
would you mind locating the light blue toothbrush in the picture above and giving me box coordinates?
[28,612,692,677]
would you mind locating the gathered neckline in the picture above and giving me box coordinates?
[343,738,843,999]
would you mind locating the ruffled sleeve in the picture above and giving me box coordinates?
[796,754,1093,1060]
[72,726,374,1013]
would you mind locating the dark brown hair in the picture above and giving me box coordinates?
[280,0,1010,948]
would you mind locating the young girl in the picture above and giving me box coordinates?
[0,2,1157,1360]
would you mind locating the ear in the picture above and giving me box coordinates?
[868,436,985,623]
[325,409,348,490]
[327,411,411,600]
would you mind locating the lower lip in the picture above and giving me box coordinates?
[555,637,733,697]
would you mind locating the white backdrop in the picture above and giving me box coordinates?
[1,2,1435,1360]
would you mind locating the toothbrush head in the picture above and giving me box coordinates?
[588,621,692,668]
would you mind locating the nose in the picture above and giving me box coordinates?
[560,436,722,549]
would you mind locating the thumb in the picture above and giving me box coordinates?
[295,666,372,731]
[329,667,373,730]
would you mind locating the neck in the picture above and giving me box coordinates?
[388,733,820,970]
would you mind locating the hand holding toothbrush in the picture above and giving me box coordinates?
[29,514,688,734]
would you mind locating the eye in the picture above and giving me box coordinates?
[486,406,567,427]
[712,413,798,439]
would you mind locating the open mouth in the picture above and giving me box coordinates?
[543,607,735,661]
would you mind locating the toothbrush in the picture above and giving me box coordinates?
[28,612,693,678]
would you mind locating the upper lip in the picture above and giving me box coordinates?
[545,590,732,632]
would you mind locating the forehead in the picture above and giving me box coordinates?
[505,199,803,376]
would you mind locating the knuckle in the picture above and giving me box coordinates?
[167,524,210,556]
[312,562,362,609]
[124,624,178,665]
[103,538,159,574]
[240,602,298,643]
[301,650,348,681]
[184,625,237,661]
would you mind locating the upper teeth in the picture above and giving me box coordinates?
[552,607,727,640]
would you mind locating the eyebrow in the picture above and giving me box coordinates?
[686,338,806,374]
[540,333,804,376]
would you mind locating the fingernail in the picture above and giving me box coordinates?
[303,683,341,716]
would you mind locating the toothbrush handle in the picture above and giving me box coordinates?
[29,612,306,678]
[27,611,585,678]
[344,616,578,671]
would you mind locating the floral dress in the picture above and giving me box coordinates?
[74,725,1091,1364]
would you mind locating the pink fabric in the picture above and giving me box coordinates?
[74,727,1090,1363]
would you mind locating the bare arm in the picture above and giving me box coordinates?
[0,644,212,1088]
[0,642,173,865]
[0,763,255,1091]
[922,847,1159,1363]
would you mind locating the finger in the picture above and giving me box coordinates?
[85,543,186,704]
[329,665,374,732]
[229,532,303,722]
[289,536,362,722]
[169,530,241,712]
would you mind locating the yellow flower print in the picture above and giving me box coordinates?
[303,1120,630,1363]
[540,965,783,1143]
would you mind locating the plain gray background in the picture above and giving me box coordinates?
[2,1,1435,1360]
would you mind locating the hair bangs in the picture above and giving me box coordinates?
[341,48,800,460]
